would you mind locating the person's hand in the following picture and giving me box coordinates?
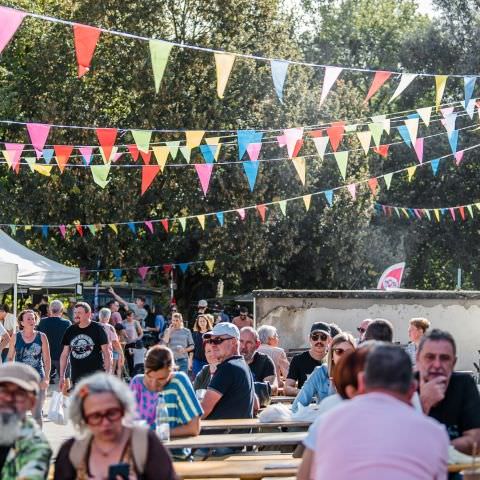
[40,379,49,390]
[107,287,114,294]
[419,375,448,413]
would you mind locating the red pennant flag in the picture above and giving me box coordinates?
[326,121,345,152]
[75,223,84,237]
[163,264,173,275]
[141,165,160,195]
[459,206,466,220]
[73,24,101,77]
[364,71,393,103]
[54,145,74,173]
[161,219,169,232]
[309,130,323,138]
[257,204,266,222]
[127,145,140,162]
[292,139,304,157]
[140,150,152,165]
[96,128,118,162]
[373,144,390,158]
[368,177,379,196]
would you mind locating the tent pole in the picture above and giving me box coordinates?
[13,283,17,318]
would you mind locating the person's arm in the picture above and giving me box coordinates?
[184,330,194,354]
[40,333,51,390]
[264,375,278,395]
[15,430,52,480]
[263,356,278,395]
[451,428,480,454]
[0,329,10,351]
[291,373,317,413]
[171,416,201,437]
[135,321,143,338]
[201,389,222,419]
[53,439,77,480]
[162,326,172,345]
[107,287,128,307]
[144,431,177,480]
[112,339,125,366]
[7,333,16,361]
[279,350,290,381]
[101,343,111,373]
[296,448,314,480]
[59,345,70,392]
[284,378,299,396]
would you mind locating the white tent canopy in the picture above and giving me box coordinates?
[0,230,80,287]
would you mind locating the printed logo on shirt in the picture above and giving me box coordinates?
[20,343,42,368]
[70,334,95,359]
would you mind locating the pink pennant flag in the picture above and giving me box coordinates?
[414,209,423,219]
[0,7,26,54]
[144,221,154,233]
[237,208,246,220]
[26,123,50,158]
[449,208,456,220]
[414,137,424,163]
[112,151,123,163]
[440,106,454,117]
[283,128,304,159]
[194,163,214,196]
[455,150,464,166]
[247,143,262,162]
[138,266,150,281]
[364,71,393,103]
[347,183,356,200]
[276,135,286,148]
[4,143,24,173]
[79,146,93,165]
[59,225,67,238]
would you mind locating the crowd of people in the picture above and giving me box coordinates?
[0,291,478,479]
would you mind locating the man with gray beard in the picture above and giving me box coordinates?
[0,363,51,479]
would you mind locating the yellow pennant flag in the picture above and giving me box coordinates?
[303,194,311,211]
[292,157,306,185]
[475,203,480,211]
[186,131,205,150]
[152,146,169,172]
[407,166,417,181]
[197,215,205,230]
[214,52,236,99]
[401,208,409,218]
[434,209,440,222]
[205,260,215,273]
[435,75,448,111]
[34,164,53,176]
[205,137,222,161]
[108,224,118,234]
[2,150,14,168]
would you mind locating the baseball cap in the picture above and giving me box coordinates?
[0,363,40,394]
[203,322,240,340]
[198,299,208,308]
[310,322,331,335]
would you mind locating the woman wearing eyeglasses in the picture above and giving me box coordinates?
[291,332,356,413]
[54,372,176,480]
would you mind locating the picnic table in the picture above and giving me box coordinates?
[201,418,311,431]
[270,396,295,404]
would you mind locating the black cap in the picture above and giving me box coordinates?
[310,322,331,335]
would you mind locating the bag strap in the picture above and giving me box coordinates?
[68,434,92,470]
[130,426,149,474]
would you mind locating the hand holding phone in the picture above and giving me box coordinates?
[108,462,129,480]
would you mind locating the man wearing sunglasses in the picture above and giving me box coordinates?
[356,318,372,344]
[200,323,255,421]
[284,322,331,397]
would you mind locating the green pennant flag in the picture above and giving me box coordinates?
[334,151,348,180]
[87,224,96,235]
[131,130,153,154]
[279,200,287,216]
[383,172,393,189]
[166,141,181,160]
[368,122,383,147]
[25,157,36,172]
[90,163,111,188]
[424,209,431,221]
[205,260,215,273]
[467,205,474,218]
[178,217,186,231]
[9,225,16,235]
[149,40,173,93]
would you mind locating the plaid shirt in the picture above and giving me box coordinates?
[1,418,52,480]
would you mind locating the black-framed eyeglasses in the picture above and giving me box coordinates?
[357,327,366,333]
[310,332,328,342]
[205,336,233,345]
[0,385,31,402]
[84,407,124,426]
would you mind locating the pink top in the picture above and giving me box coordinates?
[311,392,448,480]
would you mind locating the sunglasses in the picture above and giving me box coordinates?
[84,407,123,426]
[332,347,347,356]
[357,327,366,333]
[310,332,329,342]
[205,336,233,345]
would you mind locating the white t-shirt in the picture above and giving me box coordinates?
[3,313,16,333]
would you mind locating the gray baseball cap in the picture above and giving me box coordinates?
[0,363,40,394]
[203,322,240,340]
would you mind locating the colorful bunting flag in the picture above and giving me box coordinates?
[356,131,372,154]
[25,157,35,172]
[292,157,306,185]
[435,75,448,111]
[302,194,311,211]
[96,128,117,163]
[414,137,424,163]
[364,71,392,103]
[312,136,329,159]
[396,125,412,147]
[389,73,417,103]
[404,117,419,145]
[0,7,26,54]
[34,164,53,176]
[237,208,246,220]
[324,190,333,206]
[149,40,173,93]
[194,163,214,196]
[79,146,93,165]
[368,122,383,147]
[270,60,289,103]
[131,130,152,154]
[326,122,345,152]
[205,137,222,161]
[448,130,459,154]
[90,162,111,188]
[138,266,149,281]
[141,165,160,195]
[320,66,342,105]
[166,141,180,160]
[368,177,378,195]
[347,183,356,200]
[73,24,101,77]
[455,150,464,166]
[161,219,169,232]
[464,76,476,107]
[185,131,205,150]
[205,260,215,273]
[283,128,304,159]
[431,158,440,175]
[199,144,217,164]
[242,160,260,191]
[152,146,169,172]
[334,151,348,179]
[246,143,262,162]
[215,212,224,226]
[27,123,50,158]
[407,165,417,181]
[257,204,266,222]
[3,143,24,173]
[416,106,432,127]
[214,52,235,99]
[373,145,389,158]
[53,145,73,173]
[279,200,287,216]
[197,215,205,230]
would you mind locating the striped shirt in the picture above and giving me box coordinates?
[130,372,203,429]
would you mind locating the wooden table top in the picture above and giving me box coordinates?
[201,418,311,430]
[270,396,295,404]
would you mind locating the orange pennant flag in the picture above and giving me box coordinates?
[54,145,73,173]
[326,121,345,152]
[96,128,118,163]
[73,24,101,77]
[373,144,390,158]
[141,165,160,195]
[368,177,379,196]
[364,71,392,103]
[257,204,267,222]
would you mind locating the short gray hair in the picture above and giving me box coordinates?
[68,373,136,432]
[98,308,112,321]
[258,325,277,344]
[50,299,63,315]
[240,326,259,341]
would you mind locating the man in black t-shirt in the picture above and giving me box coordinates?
[59,302,110,390]
[200,322,255,420]
[240,326,278,394]
[417,328,480,454]
[284,322,331,396]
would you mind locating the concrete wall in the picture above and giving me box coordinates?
[253,290,480,372]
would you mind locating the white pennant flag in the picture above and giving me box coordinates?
[416,106,432,127]
[320,66,342,105]
[404,117,419,145]
[312,136,329,160]
[388,73,418,103]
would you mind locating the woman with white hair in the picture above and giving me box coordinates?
[54,372,176,480]
[98,307,124,375]
[257,325,290,388]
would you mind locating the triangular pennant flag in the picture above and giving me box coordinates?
[161,219,169,232]
[434,209,440,222]
[34,164,53,176]
[53,145,73,173]
[257,204,266,222]
[9,225,17,236]
[141,165,160,195]
[42,148,54,164]
[467,205,474,218]
[324,190,333,206]
[131,130,152,154]
[127,222,137,234]
[127,144,140,162]
[87,224,96,236]
[152,146,169,172]
[205,137,222,161]
[41,225,48,238]
[435,75,448,111]
[0,6,26,54]
[278,200,287,216]
[333,151,348,179]
[197,215,205,230]
[292,157,306,185]
[416,106,432,127]
[205,260,215,273]
[407,165,417,181]
[138,266,150,281]
[283,128,304,159]
[270,60,289,103]
[364,71,392,103]
[373,145,389,158]
[404,117,419,145]
[424,209,431,221]
[139,150,151,165]
[237,208,246,220]
[368,122,383,147]
[185,131,205,150]
[2,150,14,169]
[237,130,263,161]
[166,141,180,160]
[178,217,186,231]
[214,52,235,99]
[414,138,424,163]
[108,223,118,234]
[178,263,189,274]
[371,115,390,134]
[199,144,217,164]
[368,177,379,195]
[303,194,311,211]
[464,76,476,107]
[163,265,173,275]
[149,40,173,92]
[356,131,372,154]
[27,123,50,158]
[79,146,93,165]
[194,163,214,196]
[440,106,454,118]
[448,130,459,154]
[59,225,67,238]
[3,143,24,173]
[74,221,84,237]
[25,157,36,172]
[449,208,456,220]
[292,139,304,157]
[348,183,357,199]
[242,160,260,191]
[100,146,118,164]
[179,146,191,163]
[96,128,117,163]
[454,150,464,166]
[90,162,111,188]
[389,73,417,103]
[396,125,412,147]
[431,158,440,175]
[216,212,224,226]
[111,269,123,281]
[312,136,330,159]
[459,206,466,221]
[326,122,345,152]
[320,66,342,105]
[465,99,476,119]
[246,143,262,162]
[73,24,101,77]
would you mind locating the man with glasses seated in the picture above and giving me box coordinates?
[0,363,52,480]
[284,322,331,397]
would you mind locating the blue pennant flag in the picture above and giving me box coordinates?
[200,145,217,164]
[324,190,333,206]
[237,130,263,161]
[430,158,440,176]
[396,126,412,147]
[408,208,415,218]
[178,263,189,274]
[215,212,224,226]
[407,113,420,119]
[111,269,123,281]
[42,149,54,164]
[127,222,137,234]
[242,160,260,191]
[270,60,289,104]
[464,76,476,108]
[448,130,459,154]
[41,225,48,238]
[440,208,447,217]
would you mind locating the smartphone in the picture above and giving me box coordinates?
[108,462,129,480]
